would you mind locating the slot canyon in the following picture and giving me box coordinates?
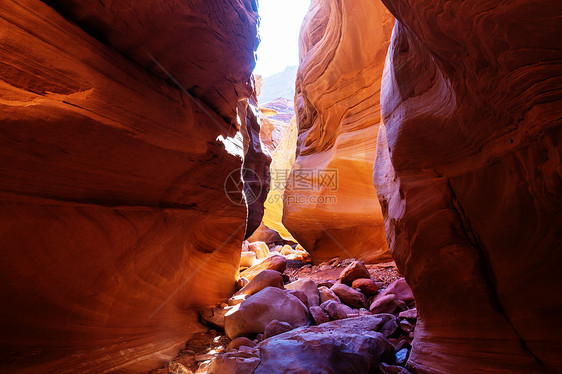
[0,0,560,373]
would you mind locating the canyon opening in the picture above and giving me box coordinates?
[0,0,561,374]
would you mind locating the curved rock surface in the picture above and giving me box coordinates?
[224,287,310,340]
[218,315,396,374]
[282,0,394,264]
[375,0,562,372]
[43,0,259,122]
[0,0,258,372]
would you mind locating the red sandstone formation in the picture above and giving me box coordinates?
[3,0,561,372]
[42,0,259,122]
[282,0,394,264]
[375,0,562,372]
[0,0,259,372]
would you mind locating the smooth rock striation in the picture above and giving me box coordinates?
[281,0,395,264]
[0,0,259,372]
[375,0,562,372]
[42,0,259,122]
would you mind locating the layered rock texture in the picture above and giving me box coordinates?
[0,0,259,372]
[42,0,258,122]
[282,0,394,264]
[375,0,562,372]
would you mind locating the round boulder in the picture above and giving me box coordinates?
[224,287,310,339]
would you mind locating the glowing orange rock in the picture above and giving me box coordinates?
[282,0,394,264]
[0,0,258,372]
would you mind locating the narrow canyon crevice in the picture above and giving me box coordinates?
[1,0,561,373]
[281,0,394,264]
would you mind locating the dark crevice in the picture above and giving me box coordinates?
[443,177,547,369]
[41,0,112,46]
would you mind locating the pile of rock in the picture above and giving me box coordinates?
[240,240,310,269]
[192,259,417,373]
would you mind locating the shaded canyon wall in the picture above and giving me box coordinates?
[375,0,562,372]
[0,0,259,372]
[239,90,272,238]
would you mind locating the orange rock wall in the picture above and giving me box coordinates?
[375,0,562,372]
[283,0,394,264]
[42,0,259,122]
[0,0,258,372]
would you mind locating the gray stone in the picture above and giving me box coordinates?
[284,289,309,308]
[320,300,348,320]
[400,320,414,333]
[398,308,417,319]
[201,306,233,329]
[379,362,412,374]
[253,315,395,374]
[233,270,283,297]
[370,294,407,314]
[264,320,293,339]
[285,279,320,306]
[204,348,260,374]
[319,285,340,304]
[226,337,256,352]
[331,283,368,309]
[309,306,330,325]
[224,287,310,339]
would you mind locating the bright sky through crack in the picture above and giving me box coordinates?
[253,0,311,78]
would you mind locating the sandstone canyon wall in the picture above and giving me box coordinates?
[375,0,562,372]
[283,0,394,264]
[0,0,259,372]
